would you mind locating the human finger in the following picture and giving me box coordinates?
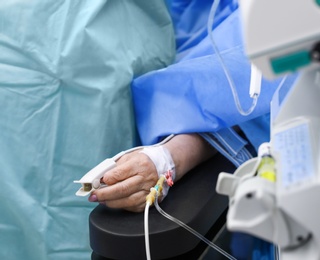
[99,190,148,213]
[93,174,150,201]
[102,152,156,185]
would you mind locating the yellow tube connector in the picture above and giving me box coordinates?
[257,156,276,182]
[146,176,166,205]
[257,142,276,182]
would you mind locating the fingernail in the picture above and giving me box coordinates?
[88,194,98,202]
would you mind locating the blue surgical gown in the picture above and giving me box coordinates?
[132,1,297,259]
[132,0,297,166]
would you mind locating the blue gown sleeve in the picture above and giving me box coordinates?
[131,4,297,146]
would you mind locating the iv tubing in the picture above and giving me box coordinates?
[144,175,236,259]
[144,201,152,260]
[207,0,259,116]
[144,176,166,260]
[154,194,237,260]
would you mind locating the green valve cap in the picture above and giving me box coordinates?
[271,50,311,74]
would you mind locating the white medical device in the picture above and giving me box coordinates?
[74,158,117,196]
[216,0,320,259]
[74,135,175,197]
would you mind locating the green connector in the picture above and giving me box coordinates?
[316,0,320,6]
[271,50,311,74]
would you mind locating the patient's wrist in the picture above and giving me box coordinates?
[140,145,176,199]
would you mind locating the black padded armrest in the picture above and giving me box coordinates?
[89,153,235,260]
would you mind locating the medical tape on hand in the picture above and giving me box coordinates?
[140,145,175,199]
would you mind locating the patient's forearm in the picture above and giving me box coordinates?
[163,134,217,181]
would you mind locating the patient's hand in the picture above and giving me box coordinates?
[88,134,216,213]
[88,150,159,213]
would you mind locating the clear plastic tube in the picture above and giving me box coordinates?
[207,0,259,116]
[154,195,237,260]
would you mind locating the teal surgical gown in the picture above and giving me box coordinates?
[0,1,175,259]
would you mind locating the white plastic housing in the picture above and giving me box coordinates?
[74,158,117,196]
[239,0,320,79]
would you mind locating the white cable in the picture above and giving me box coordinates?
[112,134,175,161]
[207,0,260,116]
[144,201,151,260]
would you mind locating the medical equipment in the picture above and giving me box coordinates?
[216,0,320,259]
[75,134,235,259]
[74,159,117,196]
[144,175,236,260]
[207,0,261,116]
[74,135,175,196]
[89,154,236,259]
[77,138,237,259]
[144,171,237,260]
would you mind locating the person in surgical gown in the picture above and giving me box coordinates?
[0,1,175,260]
[90,0,297,259]
[91,0,296,214]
